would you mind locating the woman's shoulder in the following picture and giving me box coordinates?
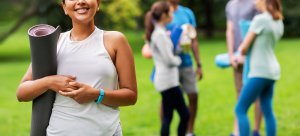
[57,30,71,45]
[103,31,127,43]
[151,29,168,43]
[253,12,271,23]
[103,30,130,52]
[152,28,166,38]
[59,30,71,37]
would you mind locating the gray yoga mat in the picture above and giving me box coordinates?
[28,24,61,136]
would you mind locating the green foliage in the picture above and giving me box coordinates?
[282,0,300,37]
[1,0,300,37]
[0,1,28,26]
[100,0,141,30]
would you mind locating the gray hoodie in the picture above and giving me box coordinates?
[150,24,182,92]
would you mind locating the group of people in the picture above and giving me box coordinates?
[145,0,283,136]
[16,0,284,136]
[227,0,283,136]
[144,0,202,136]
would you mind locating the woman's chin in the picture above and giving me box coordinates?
[73,17,93,24]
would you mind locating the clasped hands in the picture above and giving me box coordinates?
[230,54,245,69]
[47,75,97,104]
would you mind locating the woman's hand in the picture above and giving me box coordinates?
[16,67,77,102]
[46,75,77,93]
[59,82,98,104]
[236,55,245,64]
[230,55,238,69]
[196,66,203,80]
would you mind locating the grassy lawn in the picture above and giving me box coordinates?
[0,26,299,136]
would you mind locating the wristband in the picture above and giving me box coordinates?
[197,63,202,68]
[96,89,105,104]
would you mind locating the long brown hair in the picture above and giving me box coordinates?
[266,0,283,20]
[145,1,170,42]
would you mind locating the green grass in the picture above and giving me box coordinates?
[0,26,299,136]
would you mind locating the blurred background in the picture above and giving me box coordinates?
[0,0,299,135]
[1,0,300,39]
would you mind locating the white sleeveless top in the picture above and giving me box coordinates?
[47,27,120,136]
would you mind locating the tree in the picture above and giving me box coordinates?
[282,0,300,37]
[0,0,64,43]
[100,0,141,30]
[0,0,141,43]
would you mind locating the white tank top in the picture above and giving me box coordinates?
[47,27,120,136]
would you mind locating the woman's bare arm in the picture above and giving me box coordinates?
[17,64,76,102]
[100,31,138,106]
[238,32,256,55]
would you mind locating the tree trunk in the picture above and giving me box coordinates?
[203,0,214,38]
[0,5,38,43]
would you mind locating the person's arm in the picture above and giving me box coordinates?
[238,15,264,56]
[226,20,238,68]
[16,64,76,102]
[155,32,181,67]
[186,8,203,80]
[191,35,203,80]
[238,32,256,55]
[60,31,138,107]
[102,32,137,106]
[226,21,235,57]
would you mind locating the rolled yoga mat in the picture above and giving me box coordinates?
[239,20,251,85]
[214,20,251,69]
[28,24,61,136]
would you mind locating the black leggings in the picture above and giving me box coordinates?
[160,86,190,136]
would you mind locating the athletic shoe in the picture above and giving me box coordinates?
[186,133,196,136]
[252,130,261,136]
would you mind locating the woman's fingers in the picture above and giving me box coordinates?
[60,87,75,92]
[63,75,76,80]
[64,82,78,90]
[59,90,78,98]
[68,82,83,88]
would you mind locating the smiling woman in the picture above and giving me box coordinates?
[61,0,100,25]
[16,0,137,135]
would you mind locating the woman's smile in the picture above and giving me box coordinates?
[74,7,90,14]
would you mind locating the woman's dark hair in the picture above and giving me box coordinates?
[266,0,283,20]
[145,1,170,42]
[62,0,65,3]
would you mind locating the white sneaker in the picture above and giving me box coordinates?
[186,133,195,136]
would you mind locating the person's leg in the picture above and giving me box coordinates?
[187,93,197,135]
[232,65,243,136]
[179,67,198,135]
[173,86,190,136]
[235,78,266,136]
[160,103,163,123]
[253,99,263,136]
[161,89,175,136]
[259,80,276,136]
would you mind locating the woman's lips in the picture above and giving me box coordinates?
[75,7,90,14]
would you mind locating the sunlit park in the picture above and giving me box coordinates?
[0,0,299,136]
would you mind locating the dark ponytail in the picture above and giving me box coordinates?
[144,1,170,42]
[145,11,154,42]
[266,0,283,20]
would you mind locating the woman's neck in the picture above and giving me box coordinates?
[157,21,165,27]
[171,4,178,11]
[70,21,95,41]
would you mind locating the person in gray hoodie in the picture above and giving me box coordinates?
[145,1,189,136]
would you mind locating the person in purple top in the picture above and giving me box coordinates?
[226,0,262,136]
